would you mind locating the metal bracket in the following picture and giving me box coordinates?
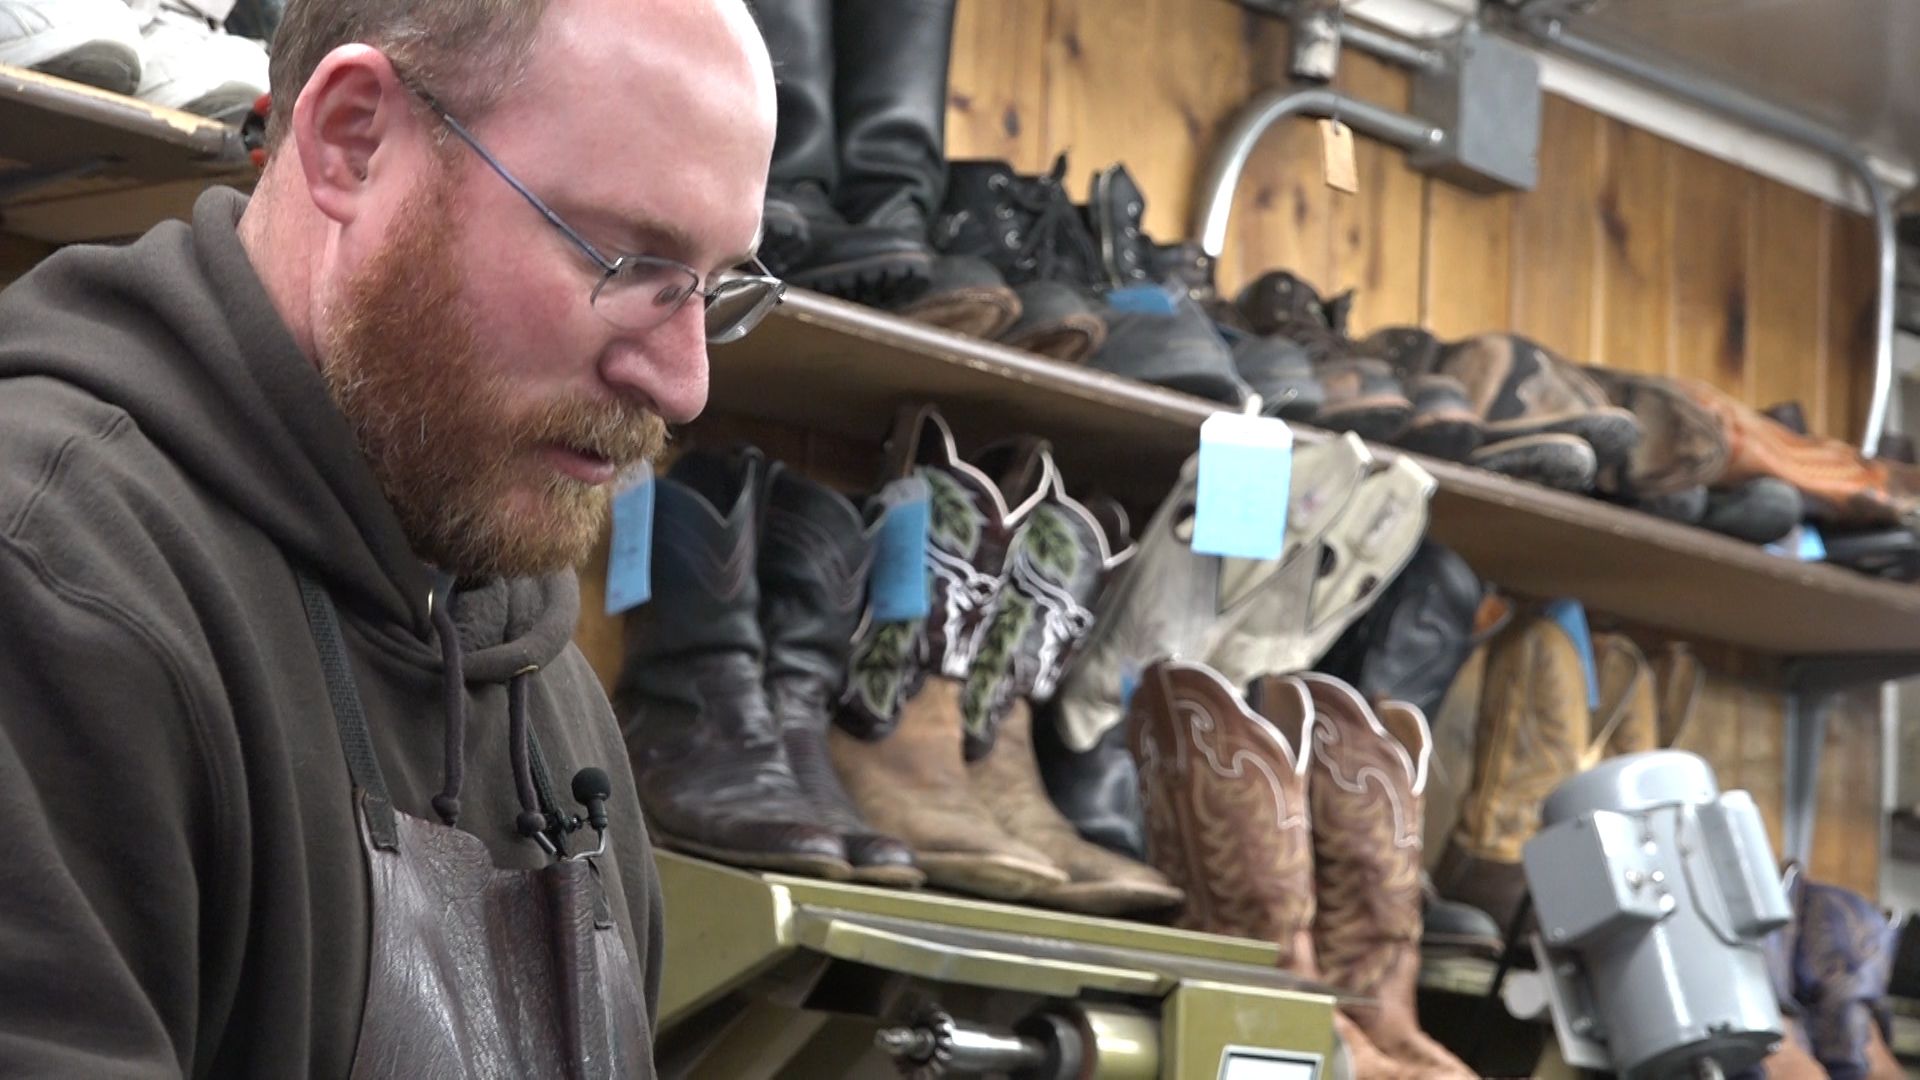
[1194,8,1541,259]
[1779,654,1920,864]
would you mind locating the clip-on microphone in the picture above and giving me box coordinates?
[570,767,612,860]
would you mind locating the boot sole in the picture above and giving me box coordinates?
[652,831,855,882]
[849,863,928,889]
[1030,878,1186,916]
[787,252,933,307]
[917,852,1070,900]
[1317,400,1413,444]
[1394,416,1485,462]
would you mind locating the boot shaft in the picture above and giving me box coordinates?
[758,463,876,721]
[754,0,839,192]
[1455,613,1591,862]
[831,0,957,227]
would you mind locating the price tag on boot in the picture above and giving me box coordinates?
[1191,413,1293,561]
[868,478,932,622]
[1319,118,1359,194]
[604,465,655,615]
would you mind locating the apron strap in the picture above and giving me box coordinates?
[295,569,401,851]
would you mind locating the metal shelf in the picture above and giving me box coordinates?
[0,64,256,243]
[712,288,1920,661]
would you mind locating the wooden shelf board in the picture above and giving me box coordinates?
[714,289,1920,660]
[1,64,254,242]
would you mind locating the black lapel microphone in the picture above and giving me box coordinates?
[570,767,612,859]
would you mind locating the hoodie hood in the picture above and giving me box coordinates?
[0,187,578,677]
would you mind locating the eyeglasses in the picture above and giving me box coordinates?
[400,79,786,345]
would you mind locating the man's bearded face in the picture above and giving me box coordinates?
[320,165,667,579]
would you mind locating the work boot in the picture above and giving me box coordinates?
[893,253,1021,340]
[1432,612,1591,932]
[759,464,923,887]
[1436,333,1642,471]
[1313,358,1414,444]
[616,448,850,879]
[754,0,846,274]
[1470,431,1600,492]
[1583,367,1731,501]
[1583,632,1659,767]
[1087,293,1253,406]
[1317,541,1485,722]
[831,407,1069,899]
[936,157,1109,360]
[1361,325,1445,381]
[1701,476,1805,544]
[963,474,1183,915]
[1128,662,1319,968]
[1303,676,1475,1078]
[1395,374,1485,462]
[1233,269,1354,361]
[1231,334,1323,421]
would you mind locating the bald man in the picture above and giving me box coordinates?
[0,0,777,1074]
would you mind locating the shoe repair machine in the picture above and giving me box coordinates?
[651,852,1340,1078]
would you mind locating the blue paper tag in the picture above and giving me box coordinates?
[1106,283,1181,316]
[1766,524,1827,562]
[1190,413,1293,561]
[1542,597,1599,710]
[604,468,655,615]
[869,494,931,622]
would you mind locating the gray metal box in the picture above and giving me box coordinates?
[1409,24,1541,192]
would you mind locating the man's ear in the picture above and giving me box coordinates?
[292,45,414,225]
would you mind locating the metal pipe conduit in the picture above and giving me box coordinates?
[1515,4,1898,457]
[1341,21,1445,74]
[1192,86,1443,259]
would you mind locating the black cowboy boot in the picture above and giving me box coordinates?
[758,463,924,887]
[752,0,844,274]
[615,448,850,878]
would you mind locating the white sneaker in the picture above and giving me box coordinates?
[134,0,265,118]
[0,0,143,94]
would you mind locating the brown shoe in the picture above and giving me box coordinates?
[1674,376,1917,529]
[1301,676,1474,1079]
[964,475,1183,915]
[1437,333,1641,470]
[1127,661,1318,968]
[1432,613,1591,931]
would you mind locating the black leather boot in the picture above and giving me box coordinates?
[759,463,924,887]
[615,448,850,879]
[1034,713,1148,861]
[771,0,959,304]
[753,0,845,274]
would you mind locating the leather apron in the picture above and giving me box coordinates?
[297,572,649,1079]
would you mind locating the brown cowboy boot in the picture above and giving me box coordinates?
[1432,612,1590,933]
[1302,675,1473,1079]
[1127,662,1413,1078]
[830,408,1068,899]
[964,469,1183,915]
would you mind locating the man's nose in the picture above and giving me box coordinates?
[600,301,710,424]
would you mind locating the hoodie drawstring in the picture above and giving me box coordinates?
[430,596,556,849]
[429,600,468,827]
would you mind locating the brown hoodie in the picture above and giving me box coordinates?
[0,187,661,1077]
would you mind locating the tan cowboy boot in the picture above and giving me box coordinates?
[1432,612,1590,933]
[1302,675,1474,1079]
[1582,632,1659,768]
[830,408,1068,900]
[1653,641,1707,752]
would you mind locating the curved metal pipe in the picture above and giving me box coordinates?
[1519,7,1897,456]
[1192,87,1443,260]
